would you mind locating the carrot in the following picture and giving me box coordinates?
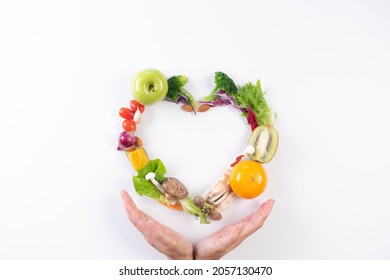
[159,201,183,211]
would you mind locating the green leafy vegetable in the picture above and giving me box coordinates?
[136,158,167,183]
[235,80,274,127]
[132,176,165,202]
[132,159,167,202]
[179,197,210,224]
[131,158,213,224]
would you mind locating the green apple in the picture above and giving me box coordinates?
[131,68,168,106]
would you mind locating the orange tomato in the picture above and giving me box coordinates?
[229,160,267,199]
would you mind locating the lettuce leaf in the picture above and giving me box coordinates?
[235,80,274,127]
[132,159,167,202]
[179,197,210,224]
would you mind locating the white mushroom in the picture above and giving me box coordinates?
[216,192,235,212]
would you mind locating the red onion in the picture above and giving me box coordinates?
[117,131,136,151]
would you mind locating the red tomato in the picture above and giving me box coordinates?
[122,119,137,132]
[119,107,134,120]
[130,100,145,113]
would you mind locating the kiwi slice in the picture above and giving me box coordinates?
[247,125,279,163]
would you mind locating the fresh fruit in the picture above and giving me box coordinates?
[247,125,279,163]
[229,160,267,199]
[119,107,134,120]
[130,100,145,113]
[131,69,168,106]
[126,147,149,171]
[122,119,137,132]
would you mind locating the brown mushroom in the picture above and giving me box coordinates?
[208,208,222,221]
[161,177,189,200]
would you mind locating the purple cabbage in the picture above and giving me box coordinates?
[199,91,247,113]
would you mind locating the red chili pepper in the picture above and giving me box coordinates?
[230,155,244,167]
[247,105,258,131]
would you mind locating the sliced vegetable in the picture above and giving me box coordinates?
[126,147,149,171]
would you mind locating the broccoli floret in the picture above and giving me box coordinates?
[212,71,238,95]
[202,71,238,102]
[165,75,197,113]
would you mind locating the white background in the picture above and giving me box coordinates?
[1,0,390,260]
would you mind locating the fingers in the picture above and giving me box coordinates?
[120,190,152,231]
[195,199,275,260]
[120,190,194,260]
[238,199,275,238]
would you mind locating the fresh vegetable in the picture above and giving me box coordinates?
[161,177,189,200]
[165,75,197,113]
[247,125,279,163]
[131,69,168,105]
[199,73,276,132]
[119,107,134,120]
[208,208,222,221]
[235,80,274,127]
[130,100,145,113]
[179,197,210,224]
[193,196,205,208]
[122,119,137,132]
[126,147,149,171]
[132,159,166,200]
[159,201,183,211]
[199,72,243,111]
[132,159,214,224]
[117,131,136,151]
[202,71,238,101]
[229,160,267,199]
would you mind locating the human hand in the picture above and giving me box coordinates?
[121,190,274,260]
[120,190,194,260]
[194,199,275,259]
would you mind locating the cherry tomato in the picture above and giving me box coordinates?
[130,100,145,113]
[122,119,137,132]
[229,160,267,199]
[119,107,134,120]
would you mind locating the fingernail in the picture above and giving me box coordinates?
[268,199,275,208]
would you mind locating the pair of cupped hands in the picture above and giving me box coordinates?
[121,190,275,260]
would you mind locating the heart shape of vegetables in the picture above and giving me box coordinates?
[117,69,279,224]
